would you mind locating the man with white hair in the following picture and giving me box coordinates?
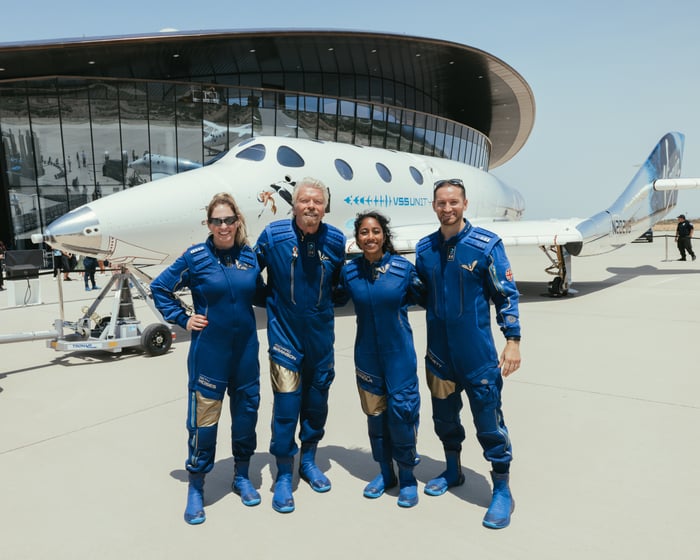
[255,177,346,513]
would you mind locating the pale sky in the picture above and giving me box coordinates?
[4,0,700,219]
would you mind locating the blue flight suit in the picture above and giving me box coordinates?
[151,237,264,474]
[255,219,346,458]
[336,252,424,469]
[415,221,521,472]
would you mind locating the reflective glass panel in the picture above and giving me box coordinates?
[338,100,356,145]
[298,96,318,139]
[354,103,372,146]
[318,98,337,142]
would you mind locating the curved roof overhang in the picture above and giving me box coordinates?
[0,29,535,167]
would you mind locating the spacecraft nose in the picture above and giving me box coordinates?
[41,206,104,256]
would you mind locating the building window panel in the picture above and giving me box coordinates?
[338,100,356,145]
[176,95,204,172]
[352,102,369,147]
[318,98,337,142]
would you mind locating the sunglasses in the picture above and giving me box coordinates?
[207,215,239,226]
[433,178,464,191]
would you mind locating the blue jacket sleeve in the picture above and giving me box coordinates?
[253,272,268,307]
[333,266,351,307]
[406,261,427,308]
[485,241,521,339]
[254,229,269,272]
[150,254,191,330]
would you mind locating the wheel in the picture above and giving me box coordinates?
[141,323,172,356]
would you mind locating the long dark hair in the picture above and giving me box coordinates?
[353,210,396,255]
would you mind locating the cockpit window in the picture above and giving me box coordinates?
[276,145,305,168]
[334,158,353,180]
[375,162,392,183]
[409,166,424,185]
[235,144,266,161]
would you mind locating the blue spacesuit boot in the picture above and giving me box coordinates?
[363,461,397,499]
[482,471,514,529]
[232,460,261,507]
[184,472,206,525]
[397,468,419,508]
[272,457,295,513]
[424,450,465,496]
[298,443,331,493]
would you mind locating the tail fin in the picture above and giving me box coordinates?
[575,132,684,253]
[607,131,683,223]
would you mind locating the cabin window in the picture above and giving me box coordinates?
[409,166,424,185]
[375,162,392,183]
[235,144,266,161]
[334,158,353,180]
[277,145,305,168]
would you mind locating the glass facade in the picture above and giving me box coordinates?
[1,77,490,249]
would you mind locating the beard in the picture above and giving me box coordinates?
[438,213,461,226]
[298,212,321,228]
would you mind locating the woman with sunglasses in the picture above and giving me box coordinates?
[151,192,266,525]
[335,210,425,508]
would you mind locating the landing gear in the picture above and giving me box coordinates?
[541,245,571,297]
[548,276,566,297]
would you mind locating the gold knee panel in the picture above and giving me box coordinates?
[425,370,456,399]
[357,384,387,416]
[195,391,223,428]
[270,361,300,393]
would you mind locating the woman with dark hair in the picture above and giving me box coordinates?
[336,210,425,508]
[151,192,266,525]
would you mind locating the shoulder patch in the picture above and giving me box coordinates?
[464,226,499,252]
[387,256,409,278]
[343,258,362,281]
[237,246,258,268]
[324,224,346,249]
[416,234,437,255]
[267,220,296,246]
[186,243,212,270]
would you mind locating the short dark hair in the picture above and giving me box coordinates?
[433,178,466,200]
[353,210,396,254]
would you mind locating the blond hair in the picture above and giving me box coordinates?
[206,192,248,246]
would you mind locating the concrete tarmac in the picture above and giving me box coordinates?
[1,239,699,559]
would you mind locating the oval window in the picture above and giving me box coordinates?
[409,166,424,185]
[277,145,305,168]
[334,158,354,180]
[375,162,392,183]
[235,144,266,161]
